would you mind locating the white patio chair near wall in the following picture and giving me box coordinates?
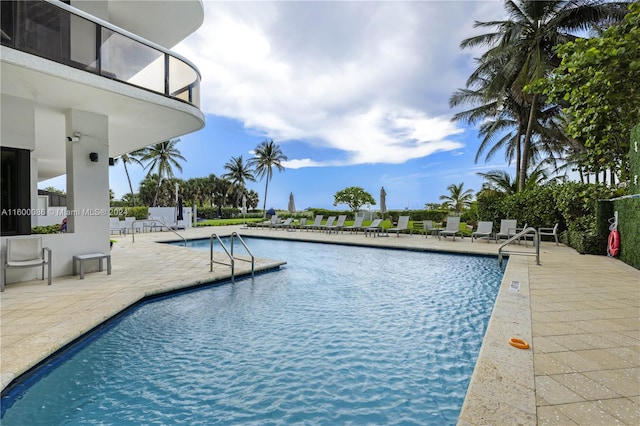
[1,237,52,291]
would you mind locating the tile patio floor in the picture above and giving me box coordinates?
[1,225,638,425]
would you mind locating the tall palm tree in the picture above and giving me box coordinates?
[113,148,146,206]
[439,182,475,214]
[248,139,288,216]
[141,139,186,207]
[221,155,256,207]
[459,0,629,191]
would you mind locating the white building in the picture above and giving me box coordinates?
[1,0,205,284]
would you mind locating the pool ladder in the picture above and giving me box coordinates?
[498,227,540,266]
[210,232,255,281]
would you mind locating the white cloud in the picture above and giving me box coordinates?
[175,1,504,169]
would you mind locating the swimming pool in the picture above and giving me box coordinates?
[1,238,502,425]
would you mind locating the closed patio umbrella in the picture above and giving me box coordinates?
[177,197,184,221]
[288,192,296,213]
[380,186,387,217]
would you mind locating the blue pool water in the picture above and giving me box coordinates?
[2,238,502,425]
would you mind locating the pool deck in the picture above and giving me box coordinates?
[1,225,638,425]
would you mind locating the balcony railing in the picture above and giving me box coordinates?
[0,0,200,108]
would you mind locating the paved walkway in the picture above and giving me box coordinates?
[1,225,638,425]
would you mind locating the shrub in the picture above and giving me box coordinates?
[31,225,60,234]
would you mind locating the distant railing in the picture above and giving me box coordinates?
[0,0,200,108]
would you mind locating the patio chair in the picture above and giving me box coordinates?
[1,237,52,291]
[439,216,462,241]
[319,216,337,232]
[273,218,294,230]
[301,215,323,231]
[363,219,383,237]
[495,219,517,243]
[538,223,559,246]
[387,215,410,237]
[343,215,365,234]
[324,215,347,234]
[472,221,494,243]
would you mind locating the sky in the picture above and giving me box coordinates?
[46,1,513,211]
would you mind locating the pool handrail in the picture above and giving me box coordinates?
[210,233,255,280]
[131,219,187,246]
[498,227,540,266]
[230,232,255,278]
[210,233,234,278]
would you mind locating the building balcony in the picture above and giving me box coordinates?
[0,0,200,108]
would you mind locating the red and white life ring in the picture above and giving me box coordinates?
[608,229,620,257]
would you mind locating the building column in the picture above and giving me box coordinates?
[65,109,109,254]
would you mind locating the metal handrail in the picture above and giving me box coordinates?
[498,227,540,266]
[210,233,255,281]
[131,219,186,246]
[230,232,255,278]
[210,234,234,278]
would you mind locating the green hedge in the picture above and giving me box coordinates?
[478,182,619,253]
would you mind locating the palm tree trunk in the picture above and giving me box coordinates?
[515,126,522,188]
[123,162,136,206]
[262,180,269,217]
[519,94,538,192]
[153,179,161,207]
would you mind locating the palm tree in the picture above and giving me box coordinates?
[113,149,146,206]
[459,0,629,191]
[248,139,288,216]
[221,155,256,207]
[141,139,186,207]
[439,182,475,214]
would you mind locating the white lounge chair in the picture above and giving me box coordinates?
[363,219,383,237]
[387,215,410,237]
[439,216,462,240]
[538,223,559,245]
[324,215,347,234]
[343,216,365,234]
[495,219,517,242]
[472,221,494,242]
[1,237,52,291]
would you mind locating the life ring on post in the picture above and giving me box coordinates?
[607,229,620,257]
[509,337,530,350]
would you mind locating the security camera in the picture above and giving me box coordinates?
[67,136,80,142]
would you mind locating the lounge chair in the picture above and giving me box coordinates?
[411,220,428,237]
[273,218,294,230]
[387,215,410,237]
[319,216,336,232]
[439,216,462,240]
[293,218,307,229]
[472,221,493,242]
[538,223,559,245]
[423,220,437,237]
[1,237,52,291]
[324,215,347,234]
[495,219,517,242]
[343,216,365,234]
[363,219,383,237]
[301,215,323,231]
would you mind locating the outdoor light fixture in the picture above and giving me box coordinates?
[66,132,82,142]
[89,152,99,162]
